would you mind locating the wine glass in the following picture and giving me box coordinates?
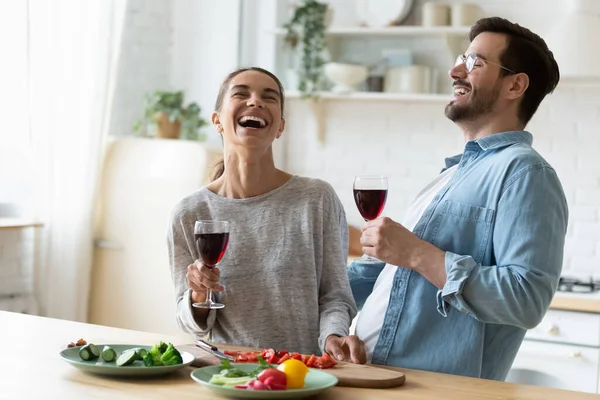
[193,220,230,309]
[353,175,388,264]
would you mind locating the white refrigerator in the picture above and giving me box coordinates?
[88,137,221,336]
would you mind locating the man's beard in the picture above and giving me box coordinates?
[445,82,501,123]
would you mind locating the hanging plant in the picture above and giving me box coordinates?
[283,0,329,98]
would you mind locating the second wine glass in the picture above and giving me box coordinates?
[353,175,388,264]
[193,220,230,309]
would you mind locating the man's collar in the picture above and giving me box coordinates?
[443,130,533,170]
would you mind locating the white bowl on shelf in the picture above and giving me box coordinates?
[324,62,369,93]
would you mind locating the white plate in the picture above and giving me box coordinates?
[356,0,415,27]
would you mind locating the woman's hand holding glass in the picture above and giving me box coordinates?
[186,261,224,305]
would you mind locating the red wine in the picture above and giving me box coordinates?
[353,189,387,221]
[195,232,229,267]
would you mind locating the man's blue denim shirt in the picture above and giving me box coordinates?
[348,131,568,380]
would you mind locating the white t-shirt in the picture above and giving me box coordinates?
[354,165,458,361]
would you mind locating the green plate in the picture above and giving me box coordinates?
[190,363,339,399]
[59,344,194,377]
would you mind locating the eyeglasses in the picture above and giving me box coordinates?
[455,53,516,74]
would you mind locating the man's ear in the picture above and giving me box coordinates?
[506,73,529,100]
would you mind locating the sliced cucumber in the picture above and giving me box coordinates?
[79,344,100,361]
[101,346,117,362]
[116,349,139,366]
[131,347,148,359]
[88,343,100,358]
[79,345,94,361]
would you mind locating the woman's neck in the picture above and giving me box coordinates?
[209,149,292,199]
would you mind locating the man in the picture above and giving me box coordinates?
[347,17,568,381]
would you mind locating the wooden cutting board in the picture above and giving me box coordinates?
[178,343,406,389]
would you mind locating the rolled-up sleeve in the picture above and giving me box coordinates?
[437,165,568,329]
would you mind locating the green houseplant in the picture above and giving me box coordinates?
[133,91,208,141]
[283,0,329,98]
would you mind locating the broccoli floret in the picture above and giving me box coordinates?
[147,343,165,366]
[145,341,182,367]
[143,352,154,367]
[160,343,183,365]
[158,342,168,353]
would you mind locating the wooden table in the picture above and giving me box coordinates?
[3,310,599,399]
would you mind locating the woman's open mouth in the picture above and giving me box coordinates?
[237,115,268,129]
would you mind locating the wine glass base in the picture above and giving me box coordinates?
[192,302,225,310]
[357,254,384,264]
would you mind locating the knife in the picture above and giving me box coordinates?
[195,340,234,361]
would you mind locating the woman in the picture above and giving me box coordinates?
[167,67,365,363]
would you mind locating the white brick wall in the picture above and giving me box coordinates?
[283,85,600,276]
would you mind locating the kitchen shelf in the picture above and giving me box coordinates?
[287,91,452,143]
[272,25,470,64]
[286,90,452,103]
[271,26,471,37]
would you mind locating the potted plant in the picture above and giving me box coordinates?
[283,0,330,98]
[133,91,209,141]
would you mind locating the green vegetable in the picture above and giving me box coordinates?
[143,341,182,367]
[116,349,138,366]
[208,374,252,387]
[79,344,98,361]
[88,344,100,358]
[160,343,183,366]
[217,358,248,378]
[101,346,117,362]
[131,347,148,359]
[143,352,154,367]
[249,356,273,377]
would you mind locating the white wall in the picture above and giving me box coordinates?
[171,0,242,149]
[109,0,173,138]
[273,0,600,276]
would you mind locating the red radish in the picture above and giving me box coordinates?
[257,368,287,390]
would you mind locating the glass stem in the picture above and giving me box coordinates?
[206,287,213,304]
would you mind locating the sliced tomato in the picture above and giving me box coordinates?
[319,353,337,368]
[305,354,317,368]
[224,350,237,356]
[277,354,290,364]
[277,350,289,357]
[267,354,279,364]
[290,352,303,361]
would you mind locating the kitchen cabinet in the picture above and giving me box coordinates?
[507,293,600,394]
